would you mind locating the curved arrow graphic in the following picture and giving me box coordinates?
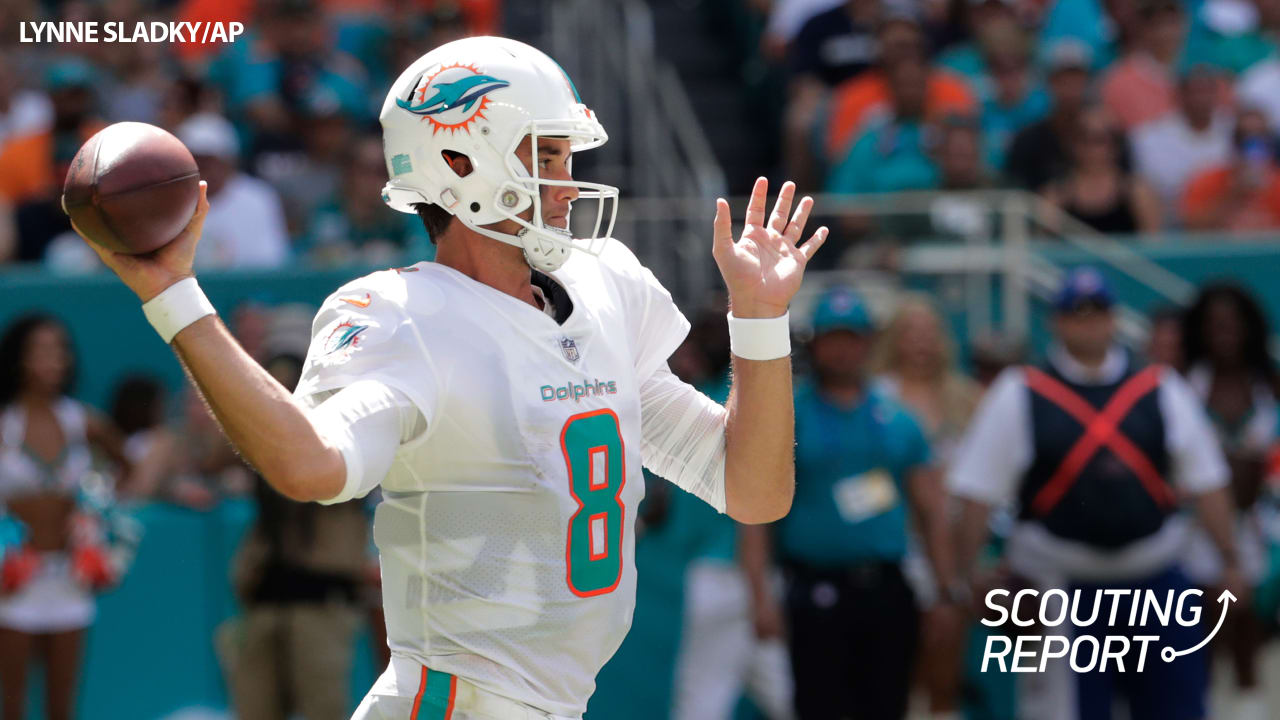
[1162,590,1235,662]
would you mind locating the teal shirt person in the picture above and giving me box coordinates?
[776,383,932,567]
[826,119,939,195]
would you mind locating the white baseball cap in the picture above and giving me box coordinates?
[176,113,240,160]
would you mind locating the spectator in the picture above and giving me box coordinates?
[782,0,881,190]
[0,51,52,147]
[176,113,291,268]
[788,0,881,88]
[1099,0,1195,131]
[936,114,990,190]
[974,22,1050,171]
[827,58,942,195]
[1145,305,1186,372]
[824,9,975,164]
[869,293,982,719]
[871,293,982,463]
[226,347,372,720]
[1181,284,1277,720]
[925,116,1001,243]
[1042,106,1162,234]
[741,287,958,720]
[0,58,101,206]
[1003,39,1093,191]
[108,374,178,503]
[300,135,432,267]
[0,314,132,720]
[155,74,212,136]
[97,9,173,125]
[213,0,369,143]
[1235,36,1280,135]
[762,0,845,60]
[0,58,105,263]
[950,267,1239,720]
[264,85,354,239]
[1131,65,1234,224]
[1182,108,1280,230]
[935,0,1021,81]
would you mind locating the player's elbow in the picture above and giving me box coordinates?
[265,448,346,504]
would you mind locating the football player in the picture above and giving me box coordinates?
[78,36,827,720]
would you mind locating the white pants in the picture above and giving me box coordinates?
[672,561,794,720]
[352,654,580,720]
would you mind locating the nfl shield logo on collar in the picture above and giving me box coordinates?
[560,336,580,363]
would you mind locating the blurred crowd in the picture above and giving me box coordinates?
[9,0,1280,274]
[737,0,1280,258]
[0,0,504,270]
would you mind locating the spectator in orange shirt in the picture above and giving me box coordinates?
[824,10,975,164]
[1182,108,1280,231]
[0,58,106,263]
[0,59,104,207]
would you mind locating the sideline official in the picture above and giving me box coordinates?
[950,267,1242,720]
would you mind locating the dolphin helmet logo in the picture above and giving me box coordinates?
[397,62,509,135]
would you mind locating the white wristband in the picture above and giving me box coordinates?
[141,277,216,344]
[727,311,791,361]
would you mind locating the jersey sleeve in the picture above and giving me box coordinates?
[293,272,440,431]
[599,240,692,383]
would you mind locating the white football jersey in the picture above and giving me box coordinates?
[293,239,690,717]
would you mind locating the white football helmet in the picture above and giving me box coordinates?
[379,36,619,272]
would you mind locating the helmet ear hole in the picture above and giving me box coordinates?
[442,150,473,178]
[470,202,481,212]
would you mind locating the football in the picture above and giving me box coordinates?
[61,121,201,255]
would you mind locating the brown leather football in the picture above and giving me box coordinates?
[61,122,201,255]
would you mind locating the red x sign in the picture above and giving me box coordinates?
[1024,365,1177,516]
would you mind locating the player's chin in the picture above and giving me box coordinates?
[544,216,569,230]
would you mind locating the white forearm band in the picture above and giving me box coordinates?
[141,277,216,344]
[727,311,791,361]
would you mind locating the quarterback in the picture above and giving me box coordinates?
[77,37,827,720]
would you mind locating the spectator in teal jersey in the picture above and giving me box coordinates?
[973,24,1051,171]
[935,0,1020,81]
[742,287,959,720]
[298,135,433,267]
[827,57,940,195]
[206,0,370,151]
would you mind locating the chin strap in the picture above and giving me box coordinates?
[460,217,573,272]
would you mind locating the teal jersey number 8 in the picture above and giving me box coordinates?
[560,409,626,597]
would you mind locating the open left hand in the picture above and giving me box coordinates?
[712,177,828,318]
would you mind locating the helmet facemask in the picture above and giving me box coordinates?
[463,114,619,272]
